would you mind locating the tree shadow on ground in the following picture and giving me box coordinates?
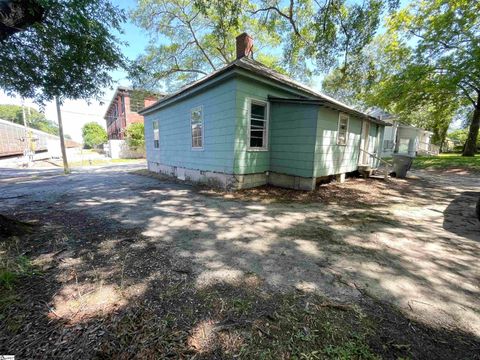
[1,210,479,359]
[1,167,480,358]
[443,191,480,242]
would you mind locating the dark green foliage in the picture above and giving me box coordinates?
[0,0,44,40]
[82,122,107,149]
[0,101,71,141]
[129,0,396,90]
[0,104,59,135]
[0,0,127,104]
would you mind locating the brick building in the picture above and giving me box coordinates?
[104,86,164,140]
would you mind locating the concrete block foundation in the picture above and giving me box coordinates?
[147,162,317,191]
[267,172,316,191]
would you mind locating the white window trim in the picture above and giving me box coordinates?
[337,113,349,146]
[152,120,160,150]
[190,105,204,151]
[247,98,269,151]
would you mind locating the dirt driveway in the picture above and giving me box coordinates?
[1,164,479,358]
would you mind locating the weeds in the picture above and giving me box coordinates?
[0,255,36,289]
[0,269,17,289]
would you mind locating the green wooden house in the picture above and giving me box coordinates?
[140,33,387,190]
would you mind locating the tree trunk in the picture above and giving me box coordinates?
[463,93,480,156]
[55,97,70,174]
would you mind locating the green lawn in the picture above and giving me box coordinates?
[413,153,480,172]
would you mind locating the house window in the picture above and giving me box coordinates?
[337,113,349,145]
[191,106,203,149]
[153,120,159,149]
[248,99,268,150]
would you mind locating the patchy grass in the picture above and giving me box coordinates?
[6,264,478,359]
[0,235,39,325]
[2,174,480,359]
[0,227,38,290]
[413,153,480,172]
[1,215,478,360]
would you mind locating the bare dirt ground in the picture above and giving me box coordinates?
[1,164,479,359]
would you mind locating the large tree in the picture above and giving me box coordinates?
[322,1,480,154]
[385,0,480,156]
[0,0,126,172]
[130,0,396,90]
[251,0,397,78]
[130,0,282,90]
[0,104,59,135]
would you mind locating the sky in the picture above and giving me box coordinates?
[0,0,149,142]
[1,0,458,141]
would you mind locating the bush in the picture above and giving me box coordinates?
[82,122,107,149]
[125,123,145,150]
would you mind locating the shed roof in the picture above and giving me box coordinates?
[139,57,385,124]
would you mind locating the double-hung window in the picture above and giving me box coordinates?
[153,120,159,149]
[191,106,203,149]
[248,99,268,150]
[337,113,349,145]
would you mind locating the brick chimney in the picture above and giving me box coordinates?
[236,33,254,60]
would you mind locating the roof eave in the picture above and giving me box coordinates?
[103,87,130,120]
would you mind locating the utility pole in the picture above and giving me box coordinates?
[55,97,70,174]
[21,99,30,166]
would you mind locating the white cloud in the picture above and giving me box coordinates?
[0,89,117,143]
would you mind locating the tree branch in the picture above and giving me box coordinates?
[251,1,301,37]
[458,83,477,106]
[184,14,217,71]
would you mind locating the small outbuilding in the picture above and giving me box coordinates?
[140,33,388,190]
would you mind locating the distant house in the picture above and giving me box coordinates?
[370,110,437,157]
[103,86,164,140]
[139,33,388,190]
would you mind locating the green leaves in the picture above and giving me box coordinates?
[322,0,480,152]
[130,0,282,90]
[125,122,145,150]
[0,0,127,105]
[129,0,395,90]
[0,104,59,135]
[82,122,107,149]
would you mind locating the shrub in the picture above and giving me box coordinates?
[125,122,145,150]
[82,122,107,149]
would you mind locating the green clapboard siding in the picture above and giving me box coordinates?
[233,76,305,174]
[269,103,318,177]
[314,107,363,177]
[144,71,385,181]
[144,79,237,173]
